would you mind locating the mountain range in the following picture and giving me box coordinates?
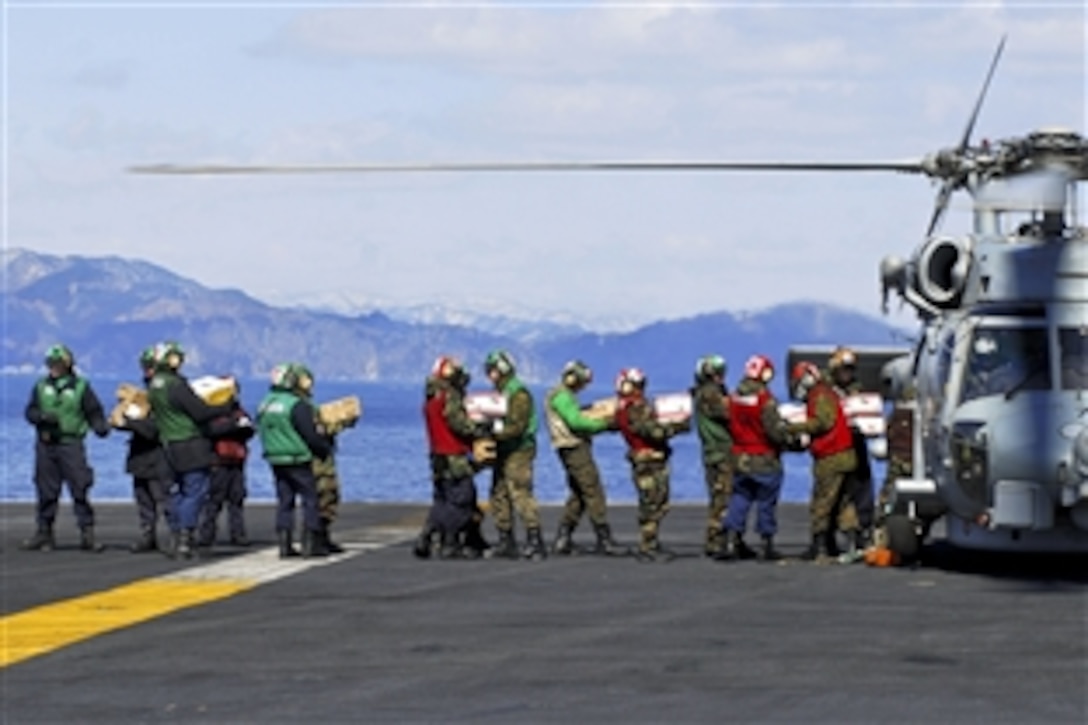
[2,248,912,389]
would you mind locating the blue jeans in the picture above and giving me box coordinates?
[723,470,783,538]
[170,468,210,532]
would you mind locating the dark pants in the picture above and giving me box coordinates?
[851,431,875,530]
[432,477,477,541]
[724,470,783,538]
[272,464,320,534]
[198,465,247,545]
[34,440,95,529]
[133,476,170,531]
[169,468,210,532]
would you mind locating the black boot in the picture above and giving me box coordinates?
[439,530,463,560]
[552,523,574,555]
[488,529,519,560]
[278,530,300,559]
[80,526,105,553]
[21,524,55,552]
[177,529,196,559]
[302,528,328,559]
[839,529,863,564]
[130,528,157,553]
[714,530,741,562]
[735,535,758,560]
[412,522,435,559]
[824,529,841,558]
[524,528,547,561]
[463,520,490,557]
[591,522,627,556]
[801,533,832,562]
[322,519,344,554]
[759,535,783,562]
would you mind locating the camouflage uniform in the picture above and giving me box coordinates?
[490,380,541,537]
[313,417,351,525]
[832,376,875,536]
[788,382,859,540]
[619,395,684,557]
[423,375,482,557]
[691,378,733,555]
[877,387,915,520]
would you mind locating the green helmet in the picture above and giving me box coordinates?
[269,362,297,390]
[695,354,726,382]
[562,359,592,385]
[138,346,157,368]
[484,350,516,377]
[153,341,185,370]
[44,344,74,368]
[292,363,315,393]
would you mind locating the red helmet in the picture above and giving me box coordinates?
[744,354,775,383]
[790,360,822,400]
[431,355,464,380]
[615,367,646,395]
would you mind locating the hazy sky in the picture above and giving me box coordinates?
[4,1,1085,328]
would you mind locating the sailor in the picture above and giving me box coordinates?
[21,344,110,552]
[309,368,357,555]
[788,360,861,562]
[544,360,624,556]
[719,355,788,562]
[147,341,234,559]
[257,363,332,559]
[828,346,875,547]
[876,383,915,529]
[421,355,488,559]
[690,354,733,557]
[115,346,172,553]
[197,383,255,549]
[484,350,546,561]
[615,367,688,562]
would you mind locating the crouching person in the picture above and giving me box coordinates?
[422,356,488,559]
[257,363,332,559]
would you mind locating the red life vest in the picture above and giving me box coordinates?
[616,396,655,454]
[808,383,854,459]
[423,389,471,456]
[729,388,775,456]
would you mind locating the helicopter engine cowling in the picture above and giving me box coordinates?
[915,236,970,308]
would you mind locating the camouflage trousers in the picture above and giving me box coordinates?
[630,459,670,553]
[810,452,859,536]
[312,454,341,524]
[557,442,608,529]
[490,447,541,533]
[702,459,732,552]
[877,456,913,523]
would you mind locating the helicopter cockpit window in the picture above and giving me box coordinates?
[960,326,1051,403]
[1060,327,1088,390]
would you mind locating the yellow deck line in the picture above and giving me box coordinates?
[0,529,416,669]
[1,578,254,668]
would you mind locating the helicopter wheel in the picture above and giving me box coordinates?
[885,514,921,563]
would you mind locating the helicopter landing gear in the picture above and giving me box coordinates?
[885,514,922,563]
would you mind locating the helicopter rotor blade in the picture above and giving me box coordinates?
[925,180,955,237]
[923,34,1007,237]
[128,160,927,175]
[956,34,1007,153]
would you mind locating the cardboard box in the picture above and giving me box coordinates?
[464,391,506,422]
[779,394,887,438]
[319,396,362,427]
[110,382,150,426]
[653,392,692,423]
[190,375,238,406]
[582,397,618,422]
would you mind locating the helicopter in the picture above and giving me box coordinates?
[131,36,1088,558]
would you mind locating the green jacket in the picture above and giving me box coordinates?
[258,389,313,465]
[147,372,201,443]
[544,385,607,449]
[691,379,732,465]
[34,376,89,439]
[494,377,537,456]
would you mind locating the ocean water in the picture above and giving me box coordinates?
[0,374,877,505]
